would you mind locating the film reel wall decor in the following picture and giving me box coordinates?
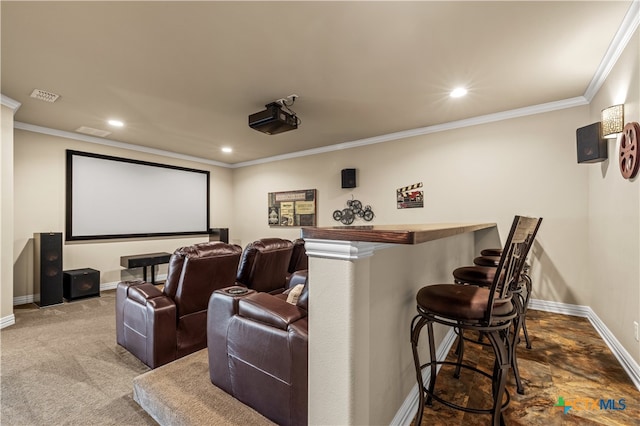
[619,122,640,180]
[332,198,374,225]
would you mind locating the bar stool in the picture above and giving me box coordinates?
[474,253,534,349]
[452,220,542,395]
[410,216,541,426]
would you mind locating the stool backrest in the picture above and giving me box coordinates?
[487,215,542,322]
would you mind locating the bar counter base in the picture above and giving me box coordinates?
[302,223,498,425]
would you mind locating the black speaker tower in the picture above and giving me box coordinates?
[34,232,63,307]
[341,168,356,188]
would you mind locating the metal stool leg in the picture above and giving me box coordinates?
[486,329,510,426]
[410,315,429,425]
[521,273,533,349]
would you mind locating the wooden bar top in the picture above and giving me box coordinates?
[301,223,495,245]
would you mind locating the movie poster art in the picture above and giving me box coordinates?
[397,182,424,209]
[268,189,317,226]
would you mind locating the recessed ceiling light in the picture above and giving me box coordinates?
[221,147,233,153]
[450,87,468,98]
[107,119,124,127]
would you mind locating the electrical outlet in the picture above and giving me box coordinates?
[634,321,639,342]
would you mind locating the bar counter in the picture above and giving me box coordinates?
[301,222,498,425]
[302,222,495,244]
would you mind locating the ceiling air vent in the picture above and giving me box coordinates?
[30,89,60,103]
[75,126,111,138]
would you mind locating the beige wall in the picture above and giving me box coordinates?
[1,104,15,323]
[587,29,640,361]
[12,130,234,300]
[233,106,591,305]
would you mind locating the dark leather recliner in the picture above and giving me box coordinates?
[207,280,308,426]
[116,241,242,369]
[286,238,308,286]
[236,238,294,294]
[288,238,308,274]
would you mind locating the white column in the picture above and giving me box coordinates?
[305,234,480,425]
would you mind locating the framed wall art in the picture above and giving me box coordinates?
[397,182,424,209]
[268,189,317,227]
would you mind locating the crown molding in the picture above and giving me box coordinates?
[583,0,640,101]
[13,122,232,168]
[1,94,22,113]
[13,95,590,170]
[231,96,589,168]
[303,238,395,260]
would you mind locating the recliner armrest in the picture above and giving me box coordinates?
[208,285,256,394]
[286,269,307,290]
[127,282,164,305]
[116,280,145,346]
[238,293,305,330]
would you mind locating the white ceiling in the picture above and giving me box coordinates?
[1,1,636,166]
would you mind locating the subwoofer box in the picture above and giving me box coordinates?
[63,268,100,301]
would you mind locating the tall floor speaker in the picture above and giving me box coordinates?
[34,232,63,307]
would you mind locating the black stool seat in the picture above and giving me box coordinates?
[417,284,513,320]
[453,265,495,285]
[474,255,501,267]
[481,248,503,257]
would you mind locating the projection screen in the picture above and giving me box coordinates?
[66,150,210,241]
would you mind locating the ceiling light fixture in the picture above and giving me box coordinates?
[450,87,467,98]
[108,119,124,127]
[221,147,233,153]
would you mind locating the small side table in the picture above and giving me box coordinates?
[120,252,172,285]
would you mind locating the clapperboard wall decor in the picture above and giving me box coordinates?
[397,182,424,209]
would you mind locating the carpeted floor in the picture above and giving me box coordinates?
[1,291,155,425]
[0,290,270,426]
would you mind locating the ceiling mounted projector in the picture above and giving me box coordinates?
[249,97,299,135]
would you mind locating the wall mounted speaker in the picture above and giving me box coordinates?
[577,122,607,163]
[341,168,356,188]
[34,232,63,307]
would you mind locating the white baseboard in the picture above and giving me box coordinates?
[528,298,591,316]
[12,274,168,307]
[12,294,34,306]
[391,299,640,425]
[0,313,16,329]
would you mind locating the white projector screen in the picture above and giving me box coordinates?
[66,150,209,241]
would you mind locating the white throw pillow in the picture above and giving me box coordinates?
[286,284,305,305]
